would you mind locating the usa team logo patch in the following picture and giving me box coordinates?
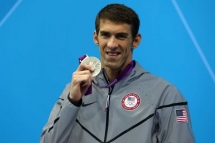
[121,93,140,111]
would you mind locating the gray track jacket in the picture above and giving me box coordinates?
[40,61,195,143]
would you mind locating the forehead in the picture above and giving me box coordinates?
[99,19,132,34]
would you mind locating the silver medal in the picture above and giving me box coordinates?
[81,56,101,77]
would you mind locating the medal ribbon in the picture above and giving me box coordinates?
[79,54,135,95]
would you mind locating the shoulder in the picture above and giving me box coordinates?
[58,83,71,99]
[135,61,186,104]
[134,62,171,90]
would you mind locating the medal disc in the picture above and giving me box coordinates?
[81,56,101,77]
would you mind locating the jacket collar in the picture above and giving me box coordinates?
[94,61,149,88]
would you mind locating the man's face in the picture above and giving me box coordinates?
[94,19,141,71]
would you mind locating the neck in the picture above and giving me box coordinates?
[104,67,121,82]
[102,61,135,82]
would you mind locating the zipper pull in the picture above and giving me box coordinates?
[104,95,110,112]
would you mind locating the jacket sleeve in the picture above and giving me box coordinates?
[40,83,81,143]
[154,85,195,143]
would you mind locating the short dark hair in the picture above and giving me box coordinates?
[95,4,140,39]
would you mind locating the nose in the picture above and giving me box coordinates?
[107,37,118,49]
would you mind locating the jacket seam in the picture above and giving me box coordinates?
[76,119,103,143]
[106,102,188,142]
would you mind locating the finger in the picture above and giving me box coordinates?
[72,74,93,85]
[81,79,91,87]
[78,77,92,89]
[77,63,94,72]
[74,70,92,76]
[73,71,94,82]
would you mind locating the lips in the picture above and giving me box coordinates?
[106,52,120,61]
[107,52,120,56]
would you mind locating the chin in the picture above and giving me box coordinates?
[105,62,121,70]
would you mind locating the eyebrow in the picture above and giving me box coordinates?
[99,30,108,34]
[116,32,129,36]
[99,30,129,35]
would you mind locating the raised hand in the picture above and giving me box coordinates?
[69,63,94,102]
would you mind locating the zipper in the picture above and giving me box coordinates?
[104,86,114,143]
[102,69,114,143]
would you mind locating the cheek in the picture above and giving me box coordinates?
[123,45,132,54]
[98,45,106,56]
[122,41,133,52]
[98,40,106,50]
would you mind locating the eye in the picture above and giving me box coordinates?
[100,32,110,38]
[116,33,127,39]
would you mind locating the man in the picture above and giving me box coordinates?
[40,4,195,143]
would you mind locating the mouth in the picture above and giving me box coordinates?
[106,52,120,59]
[107,52,120,56]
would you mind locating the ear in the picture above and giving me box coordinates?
[93,30,99,45]
[132,33,141,50]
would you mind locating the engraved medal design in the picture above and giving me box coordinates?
[81,56,101,77]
